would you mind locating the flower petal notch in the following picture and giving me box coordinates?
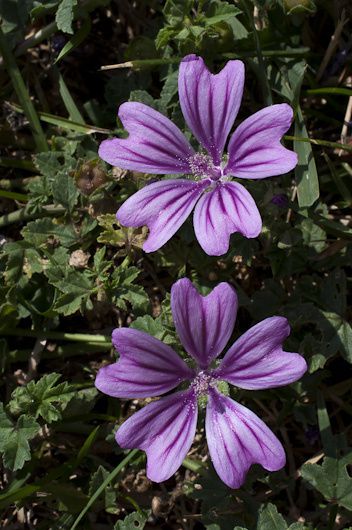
[206,388,286,489]
[116,389,198,482]
[99,102,194,174]
[178,54,245,165]
[95,328,194,398]
[193,182,262,256]
[95,279,307,488]
[99,55,297,256]
[214,316,307,390]
[171,278,238,368]
[116,179,208,252]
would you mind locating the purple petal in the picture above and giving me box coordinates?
[206,388,285,489]
[99,102,194,174]
[171,278,237,369]
[116,178,208,253]
[225,104,298,179]
[193,182,262,256]
[179,54,244,165]
[215,317,307,390]
[116,389,198,482]
[95,328,194,399]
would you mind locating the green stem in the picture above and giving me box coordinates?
[0,189,28,201]
[285,135,352,153]
[327,504,338,530]
[241,0,272,105]
[2,328,111,343]
[0,26,48,152]
[0,205,65,228]
[7,342,110,364]
[0,157,36,171]
[70,449,138,530]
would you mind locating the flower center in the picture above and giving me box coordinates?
[191,371,215,397]
[188,153,221,181]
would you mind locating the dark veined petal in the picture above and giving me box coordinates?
[206,388,285,489]
[116,389,198,482]
[214,316,307,390]
[179,54,245,165]
[99,102,194,174]
[193,182,262,256]
[95,328,194,399]
[225,104,297,179]
[116,178,208,253]
[171,278,237,369]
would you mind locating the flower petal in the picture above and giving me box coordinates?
[215,316,307,389]
[179,54,245,165]
[117,178,207,253]
[116,389,198,482]
[99,102,194,174]
[95,328,194,399]
[206,388,285,489]
[193,182,262,256]
[225,104,297,179]
[171,278,237,369]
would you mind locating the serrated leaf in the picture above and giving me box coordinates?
[89,465,116,512]
[0,405,40,471]
[9,373,74,423]
[203,3,241,26]
[51,171,79,212]
[257,503,288,530]
[55,0,77,34]
[301,455,352,510]
[22,218,78,248]
[114,510,149,530]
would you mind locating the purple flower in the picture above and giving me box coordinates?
[99,54,297,256]
[95,278,307,489]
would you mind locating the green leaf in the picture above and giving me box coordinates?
[22,218,79,247]
[111,266,149,313]
[8,373,75,423]
[52,270,95,316]
[89,465,117,513]
[295,106,319,208]
[301,455,352,510]
[55,15,91,63]
[51,172,79,213]
[257,503,288,530]
[55,0,77,34]
[114,510,149,530]
[203,3,241,26]
[0,404,40,471]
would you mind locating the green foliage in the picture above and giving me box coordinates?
[56,0,77,34]
[301,454,352,511]
[0,404,40,471]
[114,510,149,530]
[8,373,75,422]
[0,0,351,527]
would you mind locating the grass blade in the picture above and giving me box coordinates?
[0,27,48,152]
[294,106,320,207]
[70,449,138,530]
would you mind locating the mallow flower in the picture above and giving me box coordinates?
[99,54,297,256]
[95,278,307,488]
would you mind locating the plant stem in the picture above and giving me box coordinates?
[0,157,36,171]
[2,328,111,343]
[0,26,48,152]
[70,449,138,530]
[285,135,352,153]
[0,190,28,201]
[241,0,272,105]
[0,205,65,228]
